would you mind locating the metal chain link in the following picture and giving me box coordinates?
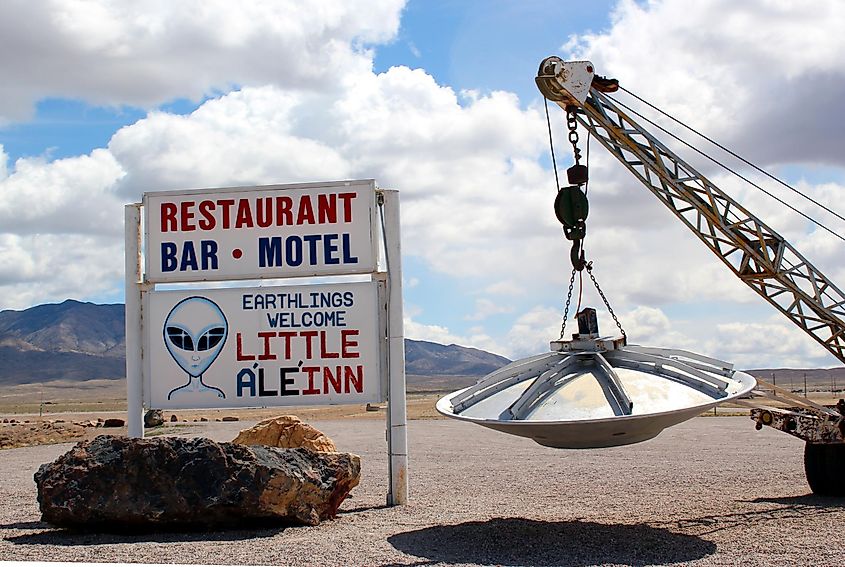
[559,268,578,339]
[586,262,626,337]
[560,108,584,339]
[566,108,582,164]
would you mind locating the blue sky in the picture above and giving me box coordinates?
[1,0,844,369]
[2,97,199,163]
[3,0,617,164]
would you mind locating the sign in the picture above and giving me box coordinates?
[143,180,378,283]
[126,181,408,504]
[145,281,383,409]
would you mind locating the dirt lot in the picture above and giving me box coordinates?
[1,416,844,566]
[0,393,446,449]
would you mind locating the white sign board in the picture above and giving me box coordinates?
[144,281,384,409]
[143,180,378,283]
[126,181,408,504]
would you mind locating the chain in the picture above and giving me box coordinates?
[566,108,582,165]
[586,262,626,337]
[557,107,626,340]
[559,268,578,339]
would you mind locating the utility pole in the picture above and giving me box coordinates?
[771,372,776,388]
[804,372,807,398]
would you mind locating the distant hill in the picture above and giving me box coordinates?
[0,300,126,385]
[7,300,841,394]
[746,368,845,393]
[404,340,510,376]
[0,300,124,356]
[0,300,511,387]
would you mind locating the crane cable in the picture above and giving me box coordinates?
[544,96,626,340]
[545,98,582,335]
[543,98,561,193]
[607,88,845,244]
[618,86,845,227]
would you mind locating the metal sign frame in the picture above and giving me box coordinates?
[125,180,408,506]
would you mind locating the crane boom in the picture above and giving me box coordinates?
[537,56,845,365]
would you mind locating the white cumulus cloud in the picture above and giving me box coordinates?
[0,0,405,122]
[1,0,845,370]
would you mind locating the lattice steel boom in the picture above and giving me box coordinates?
[537,56,845,365]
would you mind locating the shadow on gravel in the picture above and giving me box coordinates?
[750,494,845,508]
[387,517,715,567]
[0,521,51,530]
[6,526,283,546]
[651,495,845,537]
[340,503,391,514]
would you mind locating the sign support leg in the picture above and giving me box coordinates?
[125,203,144,439]
[382,190,408,505]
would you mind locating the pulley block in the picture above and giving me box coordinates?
[554,185,589,240]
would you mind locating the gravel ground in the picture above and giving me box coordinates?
[1,416,844,566]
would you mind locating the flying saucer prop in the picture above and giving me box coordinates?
[436,315,756,449]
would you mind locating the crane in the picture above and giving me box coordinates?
[536,57,845,495]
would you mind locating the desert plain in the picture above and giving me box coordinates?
[1,378,845,566]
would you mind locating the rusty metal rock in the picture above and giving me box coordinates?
[143,409,164,427]
[751,407,845,444]
[233,415,337,452]
[34,435,360,530]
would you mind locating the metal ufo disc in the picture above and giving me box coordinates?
[436,344,756,449]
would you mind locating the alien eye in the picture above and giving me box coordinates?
[197,327,225,351]
[166,327,194,350]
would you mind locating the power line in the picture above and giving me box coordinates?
[606,92,845,245]
[618,85,845,227]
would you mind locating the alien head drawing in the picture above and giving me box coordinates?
[163,296,228,400]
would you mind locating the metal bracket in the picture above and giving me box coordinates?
[535,57,595,106]
[551,335,626,353]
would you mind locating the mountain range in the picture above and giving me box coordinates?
[0,300,511,386]
[2,299,844,391]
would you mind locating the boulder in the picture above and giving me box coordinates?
[170,414,178,422]
[233,416,336,452]
[144,409,164,428]
[35,435,360,530]
[102,418,125,428]
[222,416,239,422]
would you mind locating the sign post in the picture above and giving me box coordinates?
[124,203,144,439]
[381,190,408,505]
[124,179,408,504]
